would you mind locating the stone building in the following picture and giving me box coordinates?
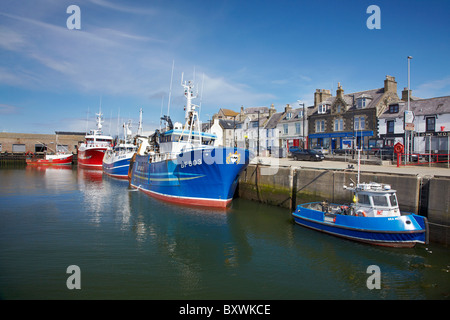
[308,75,400,151]
[0,131,85,154]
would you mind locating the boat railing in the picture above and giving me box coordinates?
[299,201,356,216]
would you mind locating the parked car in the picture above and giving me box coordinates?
[373,147,419,162]
[312,146,329,154]
[291,149,325,161]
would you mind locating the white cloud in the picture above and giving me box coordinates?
[415,76,450,99]
[0,103,20,115]
[88,0,158,15]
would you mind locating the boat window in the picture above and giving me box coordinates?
[389,194,398,206]
[358,194,371,205]
[373,195,389,207]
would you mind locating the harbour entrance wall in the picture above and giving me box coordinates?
[238,163,449,246]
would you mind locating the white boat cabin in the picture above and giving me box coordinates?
[344,182,401,217]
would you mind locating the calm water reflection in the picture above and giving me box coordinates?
[0,166,448,299]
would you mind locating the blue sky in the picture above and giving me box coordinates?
[1,0,449,134]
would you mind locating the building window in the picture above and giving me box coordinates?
[357,98,367,109]
[318,104,328,114]
[336,104,342,113]
[354,116,365,130]
[286,112,292,120]
[334,118,343,131]
[426,117,435,132]
[389,104,399,113]
[283,124,289,135]
[387,120,395,134]
[315,120,325,133]
[295,122,301,134]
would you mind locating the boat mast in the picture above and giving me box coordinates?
[137,108,143,136]
[181,76,201,145]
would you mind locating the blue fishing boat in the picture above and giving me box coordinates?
[102,110,142,179]
[292,157,428,247]
[128,78,250,208]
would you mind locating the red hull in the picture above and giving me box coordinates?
[26,155,73,166]
[132,184,232,209]
[77,148,107,170]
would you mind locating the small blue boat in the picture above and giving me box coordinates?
[292,180,429,248]
[102,113,140,179]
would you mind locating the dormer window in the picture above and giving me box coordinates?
[389,104,399,113]
[285,112,292,120]
[357,98,367,109]
[318,103,329,114]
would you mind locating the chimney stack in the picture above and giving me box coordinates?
[336,82,344,99]
[314,89,332,107]
[384,75,397,93]
[402,87,412,101]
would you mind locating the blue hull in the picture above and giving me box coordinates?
[292,203,428,247]
[129,147,250,208]
[103,157,132,179]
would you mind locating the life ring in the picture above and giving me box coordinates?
[394,143,404,154]
[357,210,367,217]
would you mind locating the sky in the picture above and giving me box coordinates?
[0,0,449,135]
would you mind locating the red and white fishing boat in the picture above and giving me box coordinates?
[26,153,73,166]
[78,111,114,170]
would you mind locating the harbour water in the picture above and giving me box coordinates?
[0,166,449,300]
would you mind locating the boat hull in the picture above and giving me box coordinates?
[292,203,428,248]
[26,155,73,166]
[78,148,108,170]
[129,147,250,208]
[103,154,133,179]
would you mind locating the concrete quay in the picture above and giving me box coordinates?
[239,157,449,246]
[252,156,450,178]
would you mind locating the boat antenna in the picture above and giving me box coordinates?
[167,60,175,117]
[117,107,120,137]
[160,95,164,130]
[109,110,112,135]
[197,73,205,133]
[85,106,89,135]
[137,108,143,136]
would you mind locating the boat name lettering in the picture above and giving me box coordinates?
[181,159,202,168]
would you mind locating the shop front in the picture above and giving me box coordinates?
[309,130,374,151]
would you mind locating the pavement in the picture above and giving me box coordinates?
[250,156,450,178]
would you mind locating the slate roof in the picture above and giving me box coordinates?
[265,112,284,129]
[311,87,386,115]
[245,106,269,114]
[410,96,450,116]
[218,119,236,129]
[379,96,450,119]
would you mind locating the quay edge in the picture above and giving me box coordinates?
[237,163,450,246]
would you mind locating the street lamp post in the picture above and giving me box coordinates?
[405,56,413,164]
[297,100,305,148]
[257,110,260,157]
